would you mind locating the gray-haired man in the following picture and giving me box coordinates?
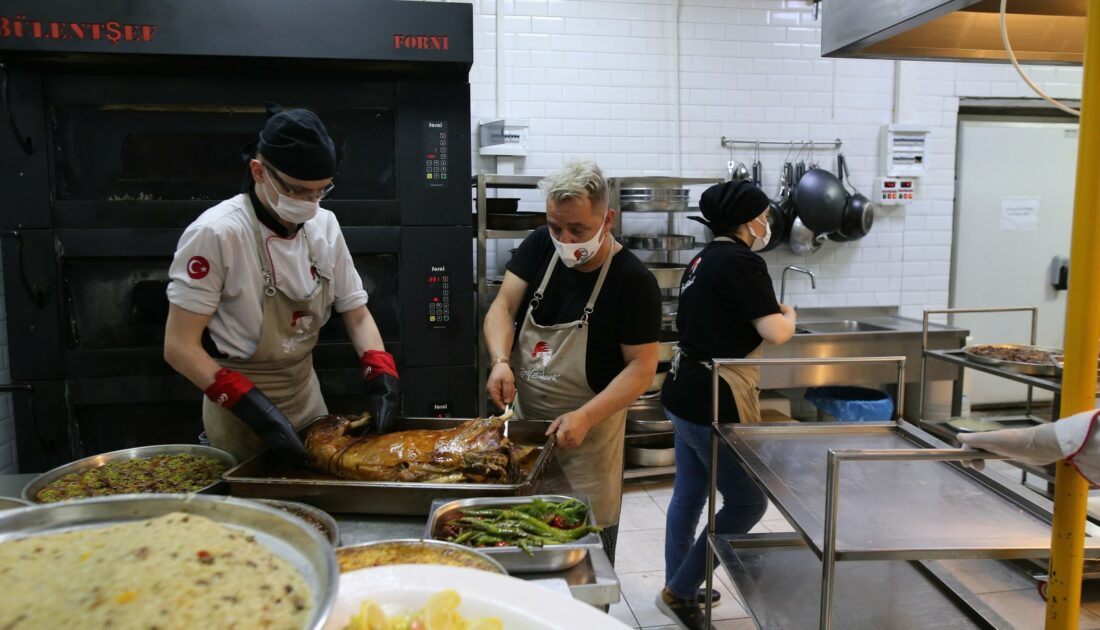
[483,160,661,561]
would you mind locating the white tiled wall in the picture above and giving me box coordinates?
[466,0,1083,317]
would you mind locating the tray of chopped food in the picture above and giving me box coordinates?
[424,495,602,573]
[0,493,338,630]
[255,498,340,546]
[963,344,1064,376]
[22,444,235,504]
[223,416,554,516]
[335,539,506,575]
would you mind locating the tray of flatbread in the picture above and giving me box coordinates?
[0,493,338,630]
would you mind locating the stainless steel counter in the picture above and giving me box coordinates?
[761,306,969,389]
[0,471,621,607]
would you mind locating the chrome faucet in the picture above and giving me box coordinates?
[780,265,816,304]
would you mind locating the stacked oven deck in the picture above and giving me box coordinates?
[0,1,475,472]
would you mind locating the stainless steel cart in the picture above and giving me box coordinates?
[704,356,1100,629]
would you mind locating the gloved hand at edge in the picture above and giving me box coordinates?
[957,409,1100,483]
[360,350,401,435]
[205,367,310,462]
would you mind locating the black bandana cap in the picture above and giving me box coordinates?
[244,103,338,181]
[687,180,771,234]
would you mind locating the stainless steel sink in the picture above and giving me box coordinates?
[801,320,894,334]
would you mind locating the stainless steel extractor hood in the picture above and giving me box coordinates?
[822,0,1085,65]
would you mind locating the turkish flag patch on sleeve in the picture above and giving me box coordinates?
[187,256,211,279]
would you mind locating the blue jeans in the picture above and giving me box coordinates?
[663,409,767,600]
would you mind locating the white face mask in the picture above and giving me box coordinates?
[262,179,319,224]
[550,214,607,268]
[747,215,771,252]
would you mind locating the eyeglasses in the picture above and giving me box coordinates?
[263,164,335,202]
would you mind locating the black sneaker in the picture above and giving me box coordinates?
[655,587,715,630]
[695,588,721,607]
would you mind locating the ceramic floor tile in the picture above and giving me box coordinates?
[623,480,651,498]
[614,528,667,573]
[618,569,749,628]
[619,495,669,533]
[980,588,1100,628]
[935,559,1037,595]
[761,501,784,522]
[608,597,640,628]
[760,518,794,533]
[639,620,753,630]
[642,479,675,496]
[652,491,673,514]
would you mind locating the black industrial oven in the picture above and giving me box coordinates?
[0,1,475,471]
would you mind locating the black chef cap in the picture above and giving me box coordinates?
[688,180,770,234]
[255,106,337,181]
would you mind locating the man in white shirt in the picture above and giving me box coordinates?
[164,107,399,461]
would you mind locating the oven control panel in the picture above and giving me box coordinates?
[423,120,448,188]
[426,265,451,326]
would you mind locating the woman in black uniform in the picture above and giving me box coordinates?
[655,180,797,630]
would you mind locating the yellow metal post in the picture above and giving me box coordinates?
[1048,2,1100,627]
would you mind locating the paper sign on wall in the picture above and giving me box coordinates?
[1000,197,1040,231]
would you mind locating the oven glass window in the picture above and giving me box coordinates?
[52,105,396,201]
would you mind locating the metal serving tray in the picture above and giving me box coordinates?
[254,498,340,547]
[963,343,1063,376]
[22,443,236,503]
[423,494,601,573]
[0,493,338,630]
[719,421,1100,561]
[223,418,556,516]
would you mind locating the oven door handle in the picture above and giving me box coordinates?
[62,276,80,348]
[0,229,47,308]
[0,383,56,454]
[0,64,32,156]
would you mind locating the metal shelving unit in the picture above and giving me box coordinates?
[473,174,544,417]
[698,355,1100,629]
[915,307,1067,492]
[615,176,723,480]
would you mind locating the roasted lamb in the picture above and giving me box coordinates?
[304,415,517,483]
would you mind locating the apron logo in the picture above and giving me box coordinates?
[187,256,210,279]
[531,340,553,367]
[519,367,560,383]
[290,311,314,335]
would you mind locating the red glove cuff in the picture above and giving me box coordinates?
[204,368,254,408]
[360,350,399,381]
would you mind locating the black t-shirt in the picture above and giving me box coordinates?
[506,226,661,392]
[660,237,781,424]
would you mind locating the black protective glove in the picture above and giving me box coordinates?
[366,373,401,434]
[231,388,311,462]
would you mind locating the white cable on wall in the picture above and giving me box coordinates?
[1000,0,1080,117]
[673,0,682,177]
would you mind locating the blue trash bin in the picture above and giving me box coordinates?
[804,386,894,422]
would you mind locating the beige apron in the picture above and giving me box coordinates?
[202,210,331,461]
[671,236,765,424]
[511,248,627,527]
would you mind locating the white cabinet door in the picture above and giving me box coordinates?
[952,118,1079,405]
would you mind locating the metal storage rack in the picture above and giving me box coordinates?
[614,176,723,480]
[915,307,1069,492]
[702,356,1100,629]
[473,174,544,417]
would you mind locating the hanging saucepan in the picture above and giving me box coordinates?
[793,168,846,235]
[828,193,875,242]
[788,214,824,256]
